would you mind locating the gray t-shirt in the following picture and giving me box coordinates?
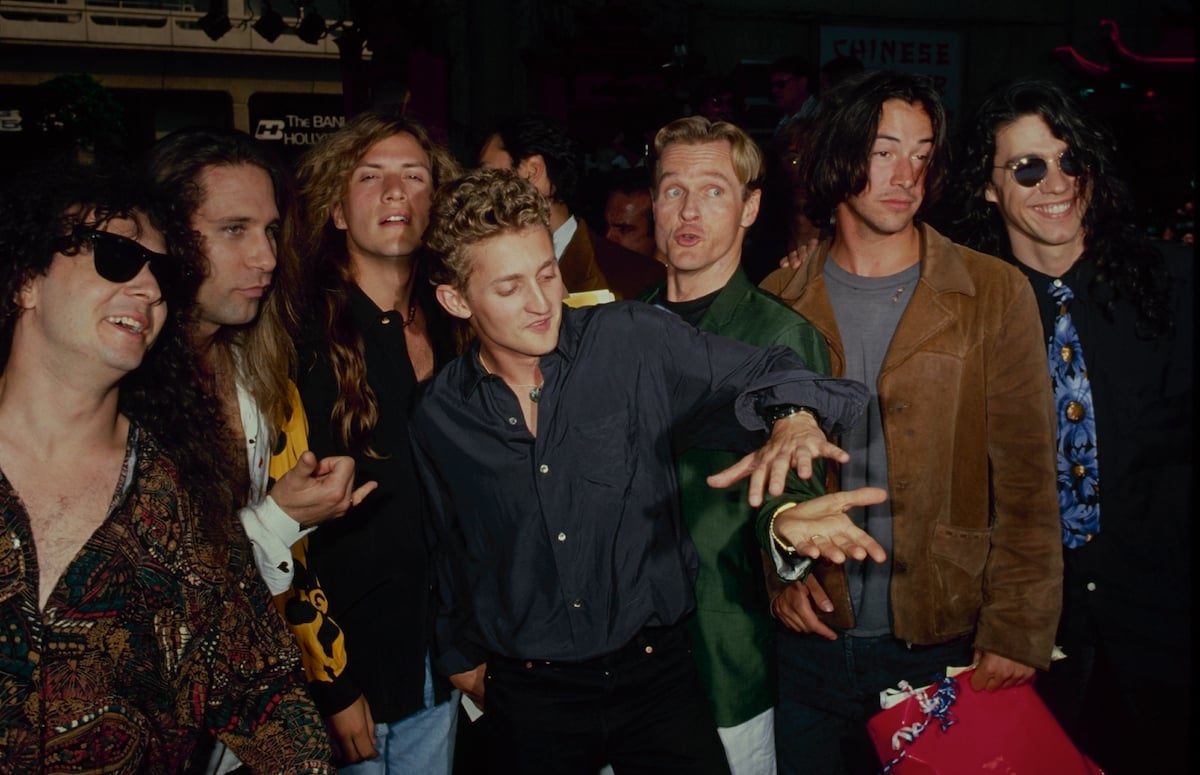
[824,257,921,636]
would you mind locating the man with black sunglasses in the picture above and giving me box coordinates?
[61,225,185,295]
[0,165,333,770]
[954,79,1193,775]
[759,70,1062,774]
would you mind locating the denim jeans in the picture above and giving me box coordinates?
[775,627,973,775]
[341,655,459,775]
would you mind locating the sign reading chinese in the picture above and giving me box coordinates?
[820,26,963,122]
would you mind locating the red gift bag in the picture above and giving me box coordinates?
[866,668,1103,774]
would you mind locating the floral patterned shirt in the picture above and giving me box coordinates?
[0,425,333,773]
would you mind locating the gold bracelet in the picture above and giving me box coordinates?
[768,503,799,555]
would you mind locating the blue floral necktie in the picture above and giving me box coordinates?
[1048,279,1100,548]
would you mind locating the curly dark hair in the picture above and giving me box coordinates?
[485,114,581,207]
[802,69,948,232]
[0,159,238,524]
[952,79,1172,338]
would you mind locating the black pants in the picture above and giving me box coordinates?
[1037,610,1192,774]
[484,624,730,775]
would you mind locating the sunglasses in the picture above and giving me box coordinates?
[994,151,1084,188]
[59,228,180,297]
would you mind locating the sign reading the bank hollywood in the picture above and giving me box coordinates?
[249,92,345,149]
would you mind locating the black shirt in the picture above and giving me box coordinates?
[411,300,867,674]
[1009,245,1192,673]
[296,283,455,721]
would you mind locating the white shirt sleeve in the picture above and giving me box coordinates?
[239,495,316,595]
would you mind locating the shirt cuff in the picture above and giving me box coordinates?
[239,496,317,595]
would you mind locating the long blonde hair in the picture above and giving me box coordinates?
[296,110,461,454]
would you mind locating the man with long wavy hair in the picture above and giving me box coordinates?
[146,127,367,596]
[289,108,463,773]
[953,79,1192,775]
[0,160,333,772]
[145,126,371,775]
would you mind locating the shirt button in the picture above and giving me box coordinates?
[380,316,392,325]
[557,532,567,542]
[1086,581,1097,592]
[1052,279,1063,288]
[572,599,582,608]
[508,417,518,425]
[539,464,550,474]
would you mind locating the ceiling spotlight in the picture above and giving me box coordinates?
[296,10,326,44]
[253,6,286,42]
[198,9,233,41]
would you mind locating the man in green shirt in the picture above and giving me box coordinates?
[641,115,884,775]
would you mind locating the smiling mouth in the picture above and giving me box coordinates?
[1034,202,1072,216]
[106,315,146,334]
[383,215,411,224]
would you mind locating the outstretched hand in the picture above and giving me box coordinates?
[707,411,849,506]
[772,487,889,564]
[270,451,378,529]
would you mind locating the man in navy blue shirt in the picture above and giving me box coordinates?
[412,168,879,774]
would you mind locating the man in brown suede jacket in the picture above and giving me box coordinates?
[758,70,1062,775]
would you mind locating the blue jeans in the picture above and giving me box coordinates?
[775,628,973,775]
[341,655,459,775]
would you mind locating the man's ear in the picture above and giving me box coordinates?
[435,283,472,321]
[16,273,39,311]
[332,201,349,231]
[983,181,999,205]
[741,187,763,229]
[517,154,553,198]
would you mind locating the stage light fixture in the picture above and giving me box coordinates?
[198,8,233,41]
[296,10,326,44]
[253,6,286,42]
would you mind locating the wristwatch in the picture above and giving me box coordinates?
[761,403,820,429]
